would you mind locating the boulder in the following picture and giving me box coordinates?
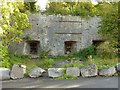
[0,68,10,80]
[48,68,65,78]
[99,66,116,76]
[28,67,46,78]
[10,64,26,79]
[81,64,98,77]
[66,67,80,77]
[115,63,120,72]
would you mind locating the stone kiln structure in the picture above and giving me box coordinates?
[9,14,102,56]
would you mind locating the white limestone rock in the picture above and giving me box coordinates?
[99,66,116,76]
[48,68,65,78]
[28,67,46,78]
[10,64,26,79]
[66,67,80,77]
[81,64,98,77]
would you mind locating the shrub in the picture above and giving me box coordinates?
[0,46,11,68]
[73,45,96,59]
[39,50,50,59]
[97,41,118,58]
[40,58,55,69]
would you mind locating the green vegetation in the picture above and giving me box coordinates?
[54,74,78,80]
[39,58,55,69]
[73,45,96,59]
[117,72,120,76]
[97,41,118,58]
[39,50,50,59]
[44,1,118,55]
[43,2,97,18]
[0,1,118,78]
[0,1,30,68]
[0,52,118,72]
[59,56,118,70]
[97,2,118,48]
[23,2,39,13]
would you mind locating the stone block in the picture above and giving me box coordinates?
[99,67,116,76]
[10,64,26,79]
[66,67,80,77]
[28,67,46,78]
[81,64,98,77]
[48,68,65,78]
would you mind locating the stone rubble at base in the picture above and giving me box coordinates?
[1,63,119,80]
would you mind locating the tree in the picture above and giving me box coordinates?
[44,2,97,18]
[0,1,30,67]
[44,1,118,57]
[22,1,40,13]
[44,2,71,15]
[97,2,118,47]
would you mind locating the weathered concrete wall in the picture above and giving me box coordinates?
[9,14,102,56]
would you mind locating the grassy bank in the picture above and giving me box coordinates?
[0,54,118,72]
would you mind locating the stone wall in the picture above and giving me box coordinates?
[9,14,102,56]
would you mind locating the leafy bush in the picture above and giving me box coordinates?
[40,58,55,69]
[39,50,50,59]
[73,45,96,59]
[0,46,11,68]
[83,56,118,70]
[97,41,118,58]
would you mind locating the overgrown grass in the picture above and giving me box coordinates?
[59,56,118,70]
[60,61,84,68]
[0,54,39,71]
[54,74,78,80]
[39,58,55,69]
[51,55,71,61]
[0,48,118,73]
[73,45,96,59]
[83,56,118,70]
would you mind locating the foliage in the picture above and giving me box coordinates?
[24,73,29,77]
[44,2,71,15]
[60,61,84,68]
[1,2,30,46]
[0,46,10,68]
[0,54,39,70]
[97,2,118,48]
[40,58,55,69]
[44,2,97,18]
[83,56,118,70]
[23,2,39,13]
[0,1,30,66]
[39,50,50,59]
[0,53,118,76]
[73,45,96,59]
[22,34,31,41]
[96,41,118,58]
[54,74,78,80]
[44,2,118,55]
[51,55,70,60]
[72,2,97,17]
[117,72,120,76]
[59,54,118,71]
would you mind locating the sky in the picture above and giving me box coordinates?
[36,0,98,11]
[36,0,48,10]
